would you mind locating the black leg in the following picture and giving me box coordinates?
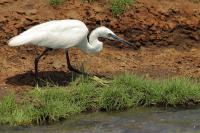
[34,48,51,85]
[65,50,89,76]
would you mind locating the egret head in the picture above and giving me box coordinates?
[88,26,134,54]
[97,26,134,47]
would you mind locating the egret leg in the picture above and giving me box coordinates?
[65,50,89,76]
[34,48,51,85]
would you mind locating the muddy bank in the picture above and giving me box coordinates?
[0,0,200,48]
[0,0,200,92]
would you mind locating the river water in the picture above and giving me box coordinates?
[1,107,200,133]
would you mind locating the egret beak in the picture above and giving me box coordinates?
[109,34,134,46]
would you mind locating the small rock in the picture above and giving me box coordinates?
[26,9,38,16]
[16,10,26,15]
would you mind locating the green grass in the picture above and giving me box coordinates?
[1,74,200,125]
[110,0,134,16]
[48,0,134,16]
[48,0,65,6]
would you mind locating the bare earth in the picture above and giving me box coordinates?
[0,0,200,96]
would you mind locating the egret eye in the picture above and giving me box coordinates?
[108,33,112,37]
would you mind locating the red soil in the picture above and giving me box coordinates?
[0,0,200,96]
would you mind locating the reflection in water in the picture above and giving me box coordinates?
[1,107,200,133]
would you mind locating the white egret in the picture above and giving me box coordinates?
[8,19,134,84]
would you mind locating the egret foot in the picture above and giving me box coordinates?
[90,76,110,86]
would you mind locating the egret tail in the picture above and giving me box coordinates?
[8,34,32,46]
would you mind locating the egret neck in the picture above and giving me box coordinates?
[80,27,104,54]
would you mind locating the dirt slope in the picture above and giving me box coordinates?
[0,0,200,94]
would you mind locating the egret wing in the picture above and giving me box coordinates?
[9,20,89,48]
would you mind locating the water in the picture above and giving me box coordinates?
[1,107,200,133]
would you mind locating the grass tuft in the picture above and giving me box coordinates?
[70,82,100,111]
[1,74,200,125]
[162,78,200,106]
[110,0,134,16]
[24,88,81,124]
[99,86,129,111]
[48,0,65,6]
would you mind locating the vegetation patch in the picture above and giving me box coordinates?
[48,0,65,6]
[109,0,134,16]
[1,74,200,125]
[48,0,134,16]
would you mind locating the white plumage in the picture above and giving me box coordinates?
[9,20,89,49]
[8,19,133,85]
[9,19,133,53]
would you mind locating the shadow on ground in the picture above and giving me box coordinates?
[6,71,75,87]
